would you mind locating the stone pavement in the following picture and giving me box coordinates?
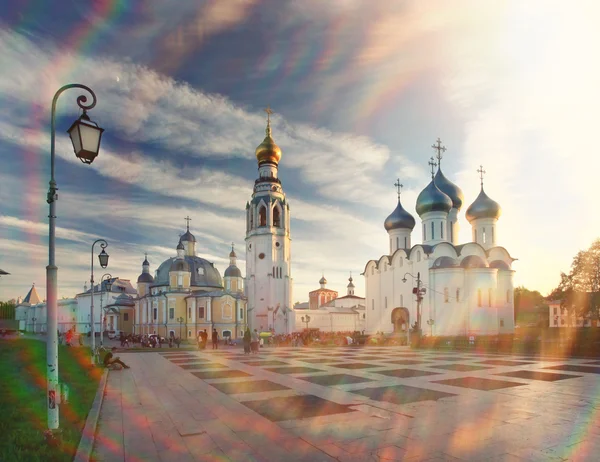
[91,347,600,461]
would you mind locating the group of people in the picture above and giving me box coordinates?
[242,328,261,354]
[197,329,220,350]
[58,328,76,346]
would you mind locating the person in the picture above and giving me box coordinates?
[243,328,251,354]
[65,329,73,346]
[251,329,259,354]
[197,332,202,350]
[175,337,181,348]
[103,347,130,369]
[201,329,208,349]
[212,329,219,350]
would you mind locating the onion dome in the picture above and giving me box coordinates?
[137,272,154,283]
[415,180,452,216]
[347,276,355,288]
[319,276,327,285]
[229,248,236,258]
[255,113,281,166]
[180,230,196,243]
[224,265,242,278]
[465,188,501,222]
[434,169,464,210]
[384,198,416,231]
[176,240,184,251]
[142,256,150,266]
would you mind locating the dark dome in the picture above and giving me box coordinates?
[224,265,242,278]
[229,249,236,258]
[432,256,458,269]
[319,276,327,285]
[435,169,464,210]
[170,259,190,272]
[489,260,510,270]
[142,257,150,266]
[384,199,416,231]
[137,272,154,283]
[460,255,489,268]
[466,188,501,222]
[180,230,196,243]
[416,180,452,216]
[155,256,222,289]
[176,241,184,250]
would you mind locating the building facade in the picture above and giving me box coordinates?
[364,141,516,337]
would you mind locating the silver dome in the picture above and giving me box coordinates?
[137,272,154,283]
[415,180,452,216]
[384,198,416,231]
[180,230,196,243]
[154,256,222,289]
[465,188,501,222]
[432,256,458,268]
[435,169,464,210]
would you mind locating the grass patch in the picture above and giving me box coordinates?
[0,338,102,461]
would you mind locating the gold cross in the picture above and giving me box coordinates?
[264,105,273,123]
[477,165,486,187]
[432,137,446,164]
[428,157,437,179]
[394,178,403,200]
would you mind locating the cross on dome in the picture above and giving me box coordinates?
[428,157,437,179]
[394,178,403,200]
[477,165,486,187]
[264,105,273,136]
[184,216,192,231]
[431,137,446,165]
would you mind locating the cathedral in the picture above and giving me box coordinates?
[364,139,515,338]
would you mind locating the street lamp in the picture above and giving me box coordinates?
[90,239,109,364]
[46,84,103,431]
[402,272,426,336]
[177,317,184,339]
[99,273,112,346]
[301,315,311,330]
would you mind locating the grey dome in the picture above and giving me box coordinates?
[416,180,452,216]
[490,260,510,270]
[170,259,190,272]
[224,265,242,278]
[137,272,154,283]
[319,276,327,285]
[460,255,489,268]
[384,199,416,231]
[432,256,458,268]
[435,169,464,210]
[466,188,501,222]
[142,257,150,266]
[180,230,196,243]
[154,256,222,289]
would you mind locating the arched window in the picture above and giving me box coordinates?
[396,237,399,250]
[417,251,421,262]
[249,209,254,229]
[423,223,426,240]
[259,206,267,227]
[456,288,460,302]
[273,206,281,227]
[223,303,232,318]
[444,288,449,303]
[431,222,435,239]
[492,227,495,243]
[441,222,444,239]
[404,237,408,248]
[385,297,388,309]
[483,228,487,244]
[477,289,482,307]
[506,290,510,303]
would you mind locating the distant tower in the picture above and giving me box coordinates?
[384,179,416,253]
[224,243,244,293]
[466,165,501,250]
[137,253,154,297]
[245,107,294,334]
[416,157,452,245]
[347,274,355,296]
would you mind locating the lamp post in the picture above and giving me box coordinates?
[99,273,113,346]
[402,272,425,336]
[90,240,109,364]
[32,317,37,333]
[301,315,311,330]
[177,317,184,340]
[427,319,435,337]
[46,84,104,431]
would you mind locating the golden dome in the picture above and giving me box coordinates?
[255,107,282,165]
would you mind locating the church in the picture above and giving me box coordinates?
[364,139,515,338]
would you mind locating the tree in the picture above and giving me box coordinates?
[0,301,16,319]
[549,239,600,323]
[514,287,547,325]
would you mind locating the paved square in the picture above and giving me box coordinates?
[93,346,599,462]
[432,376,527,390]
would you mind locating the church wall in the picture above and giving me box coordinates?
[487,247,512,266]
[447,208,460,245]
[471,217,498,250]
[421,211,449,245]
[466,269,498,335]
[429,243,458,260]
[429,268,467,336]
[497,270,515,333]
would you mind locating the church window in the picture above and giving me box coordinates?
[197,267,204,276]
[491,227,494,243]
[223,304,232,318]
[153,308,157,320]
[456,288,460,302]
[417,251,421,262]
[249,209,254,229]
[553,307,558,315]
[431,222,435,239]
[188,307,191,318]
[441,222,444,239]
[124,313,129,321]
[198,307,205,318]
[390,238,392,253]
[240,307,244,319]
[474,229,477,242]
[506,290,510,304]
[488,288,492,306]
[169,308,174,319]
[450,222,453,242]
[444,288,449,303]
[385,297,388,309]
[396,237,399,250]
[423,224,426,240]
[404,237,408,248]
[259,206,267,227]
[483,228,486,244]
[477,289,482,307]
[177,274,183,287]
[273,207,281,227]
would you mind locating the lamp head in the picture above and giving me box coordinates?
[98,249,109,268]
[402,277,407,283]
[67,111,105,164]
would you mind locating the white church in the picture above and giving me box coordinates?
[364,140,515,338]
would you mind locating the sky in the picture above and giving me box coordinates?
[1,0,599,303]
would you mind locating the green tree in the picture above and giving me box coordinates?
[514,286,547,325]
[0,301,16,319]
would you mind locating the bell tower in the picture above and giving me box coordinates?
[245,107,294,334]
